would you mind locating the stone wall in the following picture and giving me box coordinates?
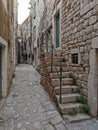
[0,0,14,97]
[40,0,98,116]
[20,16,31,64]
[60,0,98,97]
[7,0,14,95]
[13,0,18,67]
[40,53,56,101]
[60,0,98,116]
[0,1,8,42]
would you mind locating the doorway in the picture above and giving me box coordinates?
[96,49,98,115]
[0,46,2,100]
[88,48,98,117]
[56,11,60,48]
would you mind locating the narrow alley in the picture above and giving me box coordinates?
[1,0,98,129]
[0,64,67,130]
[0,64,98,130]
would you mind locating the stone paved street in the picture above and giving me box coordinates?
[0,64,98,130]
[66,119,98,130]
[0,64,67,130]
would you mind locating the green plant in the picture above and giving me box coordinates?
[77,96,90,114]
[76,96,87,104]
[68,109,77,116]
[13,73,15,78]
[69,73,73,78]
[82,103,90,114]
[36,66,41,74]
[77,88,82,94]
[69,73,77,85]
[61,57,65,62]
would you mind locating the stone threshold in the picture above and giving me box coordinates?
[0,98,6,111]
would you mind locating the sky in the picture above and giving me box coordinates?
[18,0,30,24]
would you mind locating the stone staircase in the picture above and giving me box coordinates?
[44,52,91,122]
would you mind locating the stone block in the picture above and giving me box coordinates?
[92,36,98,48]
[89,16,97,25]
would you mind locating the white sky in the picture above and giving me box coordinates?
[18,0,30,24]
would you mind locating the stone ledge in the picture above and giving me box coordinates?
[92,37,98,49]
[80,0,98,16]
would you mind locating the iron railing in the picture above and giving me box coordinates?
[50,44,62,104]
[40,30,62,104]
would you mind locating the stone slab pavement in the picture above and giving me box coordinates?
[66,118,98,130]
[0,64,98,130]
[0,64,67,130]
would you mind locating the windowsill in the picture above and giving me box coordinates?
[70,64,80,67]
[80,0,98,16]
[56,46,61,50]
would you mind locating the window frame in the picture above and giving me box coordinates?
[72,53,78,64]
[52,1,62,49]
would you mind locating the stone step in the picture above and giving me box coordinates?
[45,56,60,61]
[52,78,73,87]
[48,66,67,73]
[50,72,71,79]
[58,103,82,114]
[45,57,66,63]
[45,52,51,57]
[63,113,91,123]
[54,85,78,94]
[56,93,80,104]
[46,62,66,67]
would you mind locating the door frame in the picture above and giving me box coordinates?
[0,36,7,98]
[88,37,98,117]
[52,1,61,49]
[0,46,2,100]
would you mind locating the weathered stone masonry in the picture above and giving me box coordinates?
[40,53,56,101]
[38,0,98,117]
[0,0,15,98]
[61,0,98,116]
[0,1,8,41]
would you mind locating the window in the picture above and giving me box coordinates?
[33,2,36,19]
[55,11,60,48]
[72,53,78,64]
[52,1,61,48]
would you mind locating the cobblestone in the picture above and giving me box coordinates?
[0,64,98,130]
[0,64,67,130]
[66,119,98,130]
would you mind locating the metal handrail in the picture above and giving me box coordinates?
[51,44,62,104]
[40,31,62,104]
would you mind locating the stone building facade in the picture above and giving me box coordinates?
[0,0,17,101]
[30,0,41,68]
[13,0,18,68]
[60,0,98,117]
[19,16,32,64]
[33,0,98,118]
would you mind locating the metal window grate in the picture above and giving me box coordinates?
[72,53,78,64]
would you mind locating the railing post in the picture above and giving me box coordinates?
[51,45,53,72]
[46,32,48,52]
[60,62,62,104]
